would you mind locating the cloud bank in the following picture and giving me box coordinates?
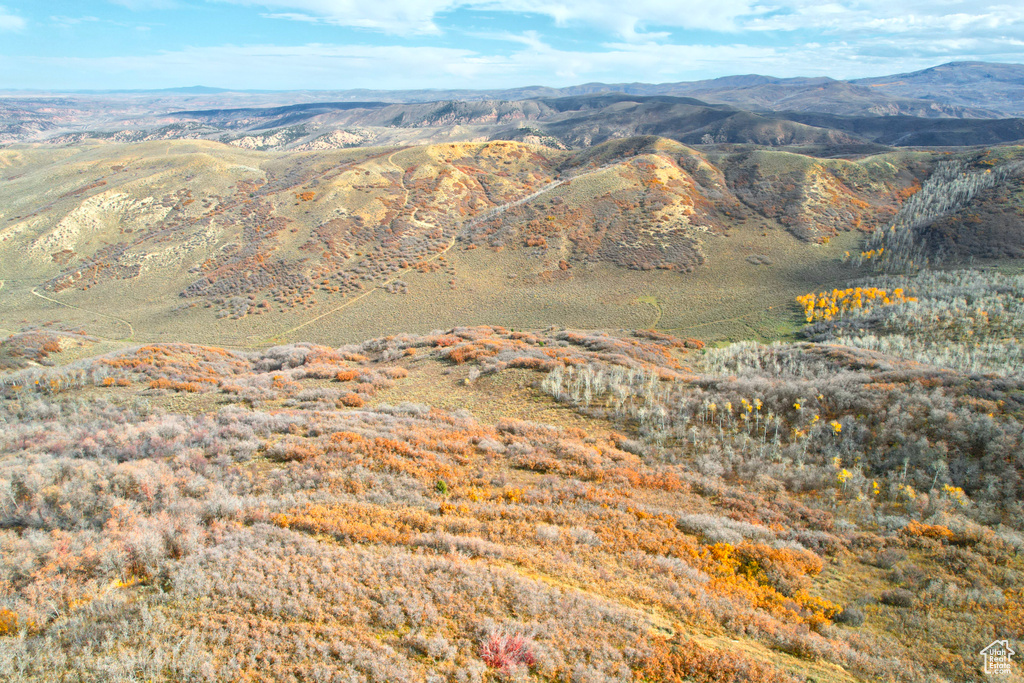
[0,0,1021,89]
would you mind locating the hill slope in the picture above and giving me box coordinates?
[853,61,1024,117]
[1,137,939,347]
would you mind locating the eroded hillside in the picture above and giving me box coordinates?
[1,137,940,347]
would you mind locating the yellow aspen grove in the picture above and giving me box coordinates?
[796,286,916,323]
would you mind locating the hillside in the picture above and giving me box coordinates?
[1,137,943,348]
[5,135,1024,350]
[853,62,1024,117]
[647,76,997,118]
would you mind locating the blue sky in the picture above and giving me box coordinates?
[0,1,1022,90]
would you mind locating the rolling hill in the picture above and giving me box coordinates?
[1,136,945,348]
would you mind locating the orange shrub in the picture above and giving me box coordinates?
[148,378,202,392]
[901,520,955,542]
[507,357,560,372]
[41,340,62,354]
[269,440,321,462]
[339,392,364,407]
[267,502,434,545]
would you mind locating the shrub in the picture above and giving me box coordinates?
[880,589,914,608]
[413,532,504,558]
[480,631,536,672]
[637,635,798,682]
[834,606,865,626]
[339,392,364,407]
[0,608,22,636]
[266,439,321,462]
[866,548,907,569]
[902,520,955,542]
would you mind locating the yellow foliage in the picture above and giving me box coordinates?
[837,469,852,487]
[0,608,20,636]
[796,286,916,323]
[942,484,969,507]
[503,487,525,504]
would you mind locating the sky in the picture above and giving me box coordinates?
[0,1,1022,90]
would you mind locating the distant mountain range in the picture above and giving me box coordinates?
[303,61,1024,119]
[161,93,1024,151]
[6,61,1024,118]
[3,61,1024,150]
[851,62,1024,117]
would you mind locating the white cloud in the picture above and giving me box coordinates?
[9,33,1004,91]
[5,2,1024,89]
[744,1,1024,37]
[0,6,26,31]
[483,0,762,34]
[217,0,765,36]
[96,0,1024,48]
[219,0,456,34]
[51,16,102,27]
[109,0,179,8]
[204,0,1024,49]
[99,0,1024,58]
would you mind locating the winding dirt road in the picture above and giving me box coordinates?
[30,287,136,341]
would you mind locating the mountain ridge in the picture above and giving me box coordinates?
[6,61,1022,118]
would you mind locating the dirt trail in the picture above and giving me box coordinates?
[30,287,135,341]
[267,163,615,343]
[636,296,663,328]
[387,149,411,209]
